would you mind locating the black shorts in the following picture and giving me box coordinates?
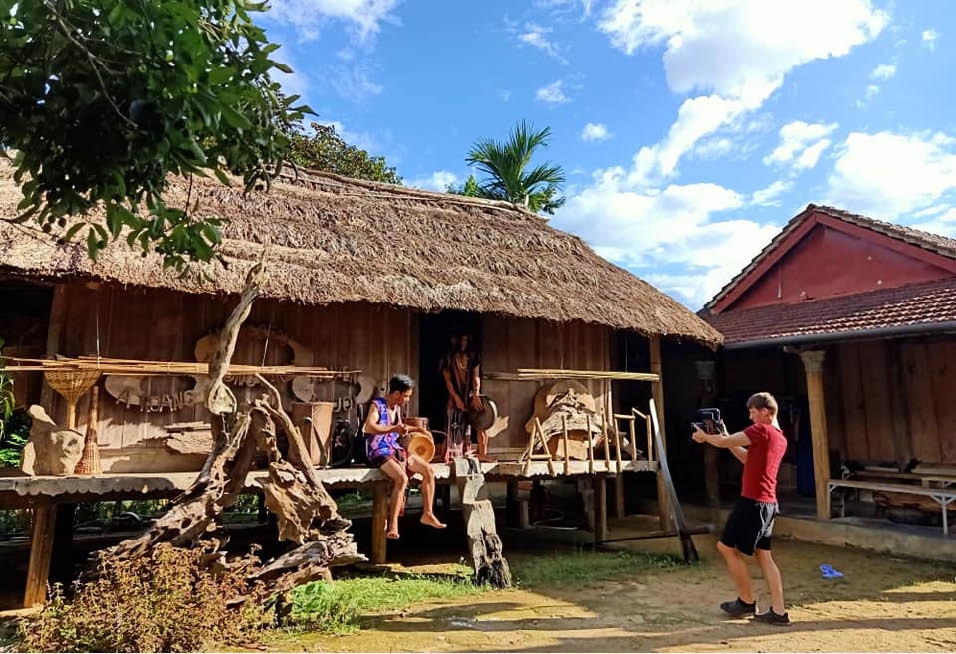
[721,497,778,556]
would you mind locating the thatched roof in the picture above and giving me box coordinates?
[0,161,721,346]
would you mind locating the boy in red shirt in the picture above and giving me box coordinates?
[692,392,790,625]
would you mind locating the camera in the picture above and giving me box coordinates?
[691,407,725,435]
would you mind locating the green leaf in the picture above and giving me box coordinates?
[208,66,233,85]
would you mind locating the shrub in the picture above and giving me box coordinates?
[20,544,270,652]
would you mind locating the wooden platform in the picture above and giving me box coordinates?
[0,459,658,507]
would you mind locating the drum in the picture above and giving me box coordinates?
[407,431,436,462]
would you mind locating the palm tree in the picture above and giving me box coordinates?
[465,120,566,215]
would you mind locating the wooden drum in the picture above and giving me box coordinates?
[407,432,436,462]
[402,417,435,462]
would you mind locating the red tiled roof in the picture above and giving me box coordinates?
[705,204,956,311]
[705,278,956,346]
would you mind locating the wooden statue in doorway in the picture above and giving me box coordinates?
[439,333,495,463]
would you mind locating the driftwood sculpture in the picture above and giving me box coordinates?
[20,405,84,476]
[453,458,512,588]
[103,261,362,600]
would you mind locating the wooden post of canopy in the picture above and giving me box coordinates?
[695,360,720,507]
[800,350,832,520]
[649,336,672,530]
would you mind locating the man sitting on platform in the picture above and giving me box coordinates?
[364,374,446,539]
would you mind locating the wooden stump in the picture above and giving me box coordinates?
[452,458,511,589]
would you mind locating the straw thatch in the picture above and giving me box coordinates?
[0,160,721,346]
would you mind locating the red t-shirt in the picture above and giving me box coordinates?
[741,422,787,502]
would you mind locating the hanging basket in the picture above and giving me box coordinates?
[44,368,102,430]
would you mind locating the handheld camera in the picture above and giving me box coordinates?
[691,407,725,436]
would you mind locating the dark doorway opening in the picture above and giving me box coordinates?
[417,310,482,433]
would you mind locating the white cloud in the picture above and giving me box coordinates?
[552,168,780,307]
[870,63,897,79]
[596,0,885,184]
[629,94,751,184]
[328,64,383,101]
[536,80,571,104]
[266,0,399,42]
[912,208,956,237]
[826,131,956,218]
[581,123,612,141]
[764,121,838,171]
[318,120,381,153]
[512,22,568,63]
[598,0,886,100]
[751,180,793,206]
[408,170,460,192]
[922,29,939,50]
[498,89,512,102]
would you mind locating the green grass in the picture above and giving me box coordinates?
[508,549,686,589]
[288,569,484,635]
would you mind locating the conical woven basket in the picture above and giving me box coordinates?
[44,369,101,429]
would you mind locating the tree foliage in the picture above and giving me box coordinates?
[287,122,401,184]
[465,120,566,215]
[446,173,481,197]
[0,0,310,270]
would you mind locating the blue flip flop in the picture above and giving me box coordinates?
[820,564,843,579]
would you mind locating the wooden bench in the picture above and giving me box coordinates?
[851,469,956,488]
[828,479,956,536]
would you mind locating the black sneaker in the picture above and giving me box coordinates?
[719,598,756,616]
[753,608,791,625]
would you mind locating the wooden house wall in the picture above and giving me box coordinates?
[52,283,418,472]
[825,336,956,465]
[481,315,612,455]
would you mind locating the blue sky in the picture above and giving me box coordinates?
[259,0,956,309]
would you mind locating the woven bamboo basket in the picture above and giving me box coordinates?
[74,385,101,475]
[44,368,102,429]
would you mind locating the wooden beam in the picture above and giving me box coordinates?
[800,350,832,520]
[649,336,672,530]
[24,502,57,607]
[371,482,388,564]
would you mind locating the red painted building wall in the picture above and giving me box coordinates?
[731,223,952,310]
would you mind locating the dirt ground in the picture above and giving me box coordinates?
[269,516,956,653]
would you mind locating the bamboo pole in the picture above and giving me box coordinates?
[629,415,639,463]
[514,368,659,382]
[586,415,595,475]
[561,415,570,475]
[602,409,611,472]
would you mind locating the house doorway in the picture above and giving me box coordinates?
[417,310,483,434]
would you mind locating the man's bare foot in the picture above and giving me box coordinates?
[420,513,447,529]
[386,529,400,540]
[477,454,497,463]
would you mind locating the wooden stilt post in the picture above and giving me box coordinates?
[650,336,672,530]
[695,360,720,507]
[614,476,626,518]
[24,501,57,608]
[592,476,607,545]
[25,286,68,608]
[800,350,832,520]
[371,482,388,564]
[586,415,595,475]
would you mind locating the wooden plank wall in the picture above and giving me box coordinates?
[52,283,418,471]
[481,315,612,455]
[827,336,956,465]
